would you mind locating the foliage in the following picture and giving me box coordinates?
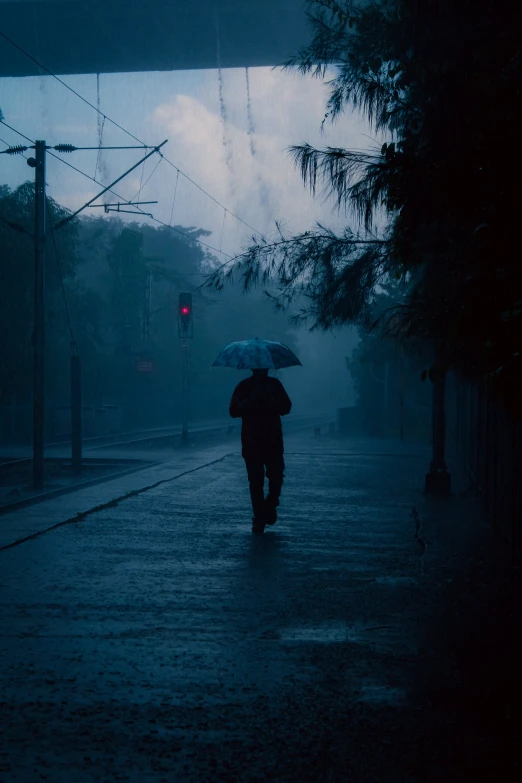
[205,222,387,330]
[204,0,522,417]
[0,189,298,434]
[0,181,80,394]
[346,279,431,435]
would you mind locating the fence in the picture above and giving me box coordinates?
[450,375,522,559]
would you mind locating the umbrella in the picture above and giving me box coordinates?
[212,337,302,370]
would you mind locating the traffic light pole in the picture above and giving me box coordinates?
[178,293,193,446]
[181,338,189,445]
[33,140,46,490]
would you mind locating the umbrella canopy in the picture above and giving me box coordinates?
[212,338,302,370]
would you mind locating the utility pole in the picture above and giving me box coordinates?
[6,138,167,488]
[28,141,46,490]
[181,339,189,445]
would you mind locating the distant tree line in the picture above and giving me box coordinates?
[0,181,297,440]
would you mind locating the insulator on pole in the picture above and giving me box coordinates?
[53,144,77,153]
[5,145,28,155]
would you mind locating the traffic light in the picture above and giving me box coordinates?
[178,293,193,337]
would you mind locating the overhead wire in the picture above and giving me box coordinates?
[0,134,28,158]
[169,168,180,227]
[136,156,147,200]
[0,29,264,237]
[130,155,163,204]
[0,32,143,145]
[1,119,34,144]
[2,118,234,257]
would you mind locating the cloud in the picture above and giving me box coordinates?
[1,66,378,257]
[150,67,375,255]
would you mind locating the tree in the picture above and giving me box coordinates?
[0,181,80,398]
[73,215,297,427]
[204,0,522,417]
[347,281,431,436]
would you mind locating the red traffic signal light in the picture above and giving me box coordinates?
[178,293,193,336]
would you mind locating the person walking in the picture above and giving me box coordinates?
[229,369,292,533]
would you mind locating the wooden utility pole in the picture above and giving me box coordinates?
[5,137,168,489]
[31,141,46,490]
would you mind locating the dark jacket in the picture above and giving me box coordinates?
[229,375,292,458]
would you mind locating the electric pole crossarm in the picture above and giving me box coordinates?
[89,201,158,208]
[52,140,168,230]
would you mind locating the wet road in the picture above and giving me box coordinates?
[0,434,511,781]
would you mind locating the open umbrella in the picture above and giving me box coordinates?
[212,337,302,370]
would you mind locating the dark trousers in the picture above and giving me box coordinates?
[244,454,285,519]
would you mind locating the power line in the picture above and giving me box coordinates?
[140,211,233,259]
[161,158,261,236]
[1,135,28,160]
[169,168,180,226]
[130,155,163,203]
[1,141,155,154]
[0,31,143,145]
[0,30,264,237]
[49,152,232,256]
[2,118,233,258]
[1,119,34,144]
[52,140,168,229]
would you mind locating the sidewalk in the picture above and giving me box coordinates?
[0,432,519,782]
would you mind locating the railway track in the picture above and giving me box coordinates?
[0,415,333,515]
[0,415,331,465]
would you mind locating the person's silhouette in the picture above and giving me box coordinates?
[229,369,292,533]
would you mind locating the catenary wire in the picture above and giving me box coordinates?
[2,117,234,257]
[1,119,34,144]
[0,30,264,237]
[130,155,163,203]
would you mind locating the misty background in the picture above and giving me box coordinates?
[1,50,428,441]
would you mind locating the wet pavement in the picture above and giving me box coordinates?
[0,433,520,782]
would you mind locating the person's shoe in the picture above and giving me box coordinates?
[252,517,265,534]
[264,508,277,525]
